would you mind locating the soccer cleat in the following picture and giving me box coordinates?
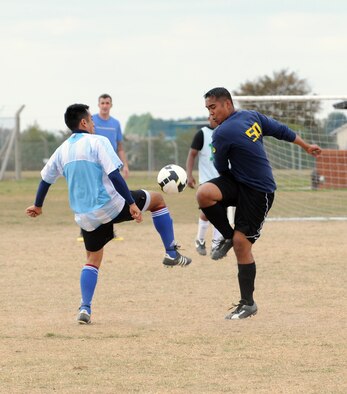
[77,229,84,242]
[162,251,192,267]
[113,230,124,241]
[210,244,218,256]
[211,238,233,260]
[195,239,207,256]
[77,309,91,325]
[113,236,124,241]
[225,300,258,320]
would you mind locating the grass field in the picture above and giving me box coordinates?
[0,172,346,393]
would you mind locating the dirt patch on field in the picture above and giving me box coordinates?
[0,217,346,393]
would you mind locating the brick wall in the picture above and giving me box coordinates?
[315,150,347,188]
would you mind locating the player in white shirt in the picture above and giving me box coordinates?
[26,103,191,325]
[186,116,224,259]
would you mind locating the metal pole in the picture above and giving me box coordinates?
[40,135,49,160]
[171,140,178,164]
[291,144,295,170]
[147,129,152,176]
[0,125,17,181]
[14,105,25,180]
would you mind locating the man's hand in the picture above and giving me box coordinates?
[294,136,322,157]
[122,165,130,179]
[306,144,322,157]
[187,174,196,189]
[129,203,142,223]
[26,205,42,218]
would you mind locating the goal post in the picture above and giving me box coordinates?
[232,95,347,220]
[0,105,25,181]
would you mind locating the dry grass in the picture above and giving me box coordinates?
[0,173,346,393]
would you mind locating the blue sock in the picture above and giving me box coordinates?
[151,207,176,258]
[80,264,99,314]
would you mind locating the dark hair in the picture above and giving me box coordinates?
[98,93,112,102]
[204,87,232,102]
[64,104,90,131]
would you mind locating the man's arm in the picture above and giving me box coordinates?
[186,130,204,188]
[212,130,231,174]
[108,169,134,204]
[186,148,199,188]
[293,135,322,156]
[259,112,321,156]
[117,141,129,178]
[26,180,51,217]
[108,169,142,222]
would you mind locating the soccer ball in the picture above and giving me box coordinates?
[157,164,187,194]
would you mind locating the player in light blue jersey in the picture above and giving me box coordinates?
[74,93,127,242]
[26,103,191,325]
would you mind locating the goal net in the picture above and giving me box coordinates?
[0,105,25,180]
[0,115,16,180]
[233,96,347,220]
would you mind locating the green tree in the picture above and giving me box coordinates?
[233,69,312,96]
[123,114,206,169]
[124,113,153,137]
[175,127,197,166]
[324,112,347,134]
[21,123,64,170]
[232,69,320,127]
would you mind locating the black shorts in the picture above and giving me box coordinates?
[81,190,148,252]
[208,175,274,243]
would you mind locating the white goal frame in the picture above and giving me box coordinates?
[232,95,347,221]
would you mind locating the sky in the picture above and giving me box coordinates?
[0,0,346,132]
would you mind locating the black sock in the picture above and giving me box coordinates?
[201,204,234,239]
[238,262,256,305]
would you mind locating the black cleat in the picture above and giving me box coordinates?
[211,238,233,260]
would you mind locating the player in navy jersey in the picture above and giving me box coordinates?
[26,103,191,325]
[186,116,224,257]
[197,87,321,319]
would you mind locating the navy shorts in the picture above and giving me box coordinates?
[208,175,274,243]
[81,190,148,252]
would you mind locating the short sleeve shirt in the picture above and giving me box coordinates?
[92,114,123,152]
[41,133,125,231]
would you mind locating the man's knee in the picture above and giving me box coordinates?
[87,249,103,268]
[148,191,166,211]
[196,184,208,204]
[233,231,251,254]
[196,182,221,207]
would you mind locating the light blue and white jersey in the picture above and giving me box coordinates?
[41,133,125,231]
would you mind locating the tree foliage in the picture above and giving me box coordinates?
[14,68,342,172]
[233,69,312,96]
[232,69,320,127]
[323,112,347,134]
[21,123,66,170]
[123,113,205,170]
[124,113,153,137]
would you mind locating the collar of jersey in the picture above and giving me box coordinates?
[72,129,89,134]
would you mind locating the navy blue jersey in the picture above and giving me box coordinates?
[212,110,296,193]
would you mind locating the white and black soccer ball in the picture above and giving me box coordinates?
[157,164,187,194]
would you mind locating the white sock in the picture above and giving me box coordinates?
[197,218,210,241]
[212,226,223,247]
